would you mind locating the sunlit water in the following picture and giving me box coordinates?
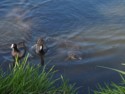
[0,0,125,93]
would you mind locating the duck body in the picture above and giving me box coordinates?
[32,38,48,66]
[36,44,45,55]
[36,41,45,66]
[11,42,26,66]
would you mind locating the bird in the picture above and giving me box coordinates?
[32,38,48,66]
[10,42,26,67]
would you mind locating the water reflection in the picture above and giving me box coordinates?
[0,0,125,94]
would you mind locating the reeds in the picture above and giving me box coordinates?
[0,54,77,94]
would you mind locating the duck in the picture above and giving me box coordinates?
[32,38,48,66]
[11,42,26,67]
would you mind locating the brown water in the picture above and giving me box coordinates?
[0,0,125,93]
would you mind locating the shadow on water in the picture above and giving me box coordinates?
[0,0,125,93]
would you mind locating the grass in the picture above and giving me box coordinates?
[94,65,125,94]
[0,54,78,94]
[94,82,125,94]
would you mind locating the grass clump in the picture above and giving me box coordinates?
[94,82,125,94]
[0,55,77,94]
[94,65,125,94]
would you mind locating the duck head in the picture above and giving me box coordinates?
[37,38,44,45]
[11,43,17,49]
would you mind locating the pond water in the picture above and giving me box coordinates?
[0,0,125,93]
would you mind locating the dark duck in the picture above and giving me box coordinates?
[11,42,26,67]
[32,38,48,66]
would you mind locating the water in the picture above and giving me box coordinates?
[0,0,125,93]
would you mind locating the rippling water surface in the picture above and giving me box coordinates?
[0,0,125,93]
